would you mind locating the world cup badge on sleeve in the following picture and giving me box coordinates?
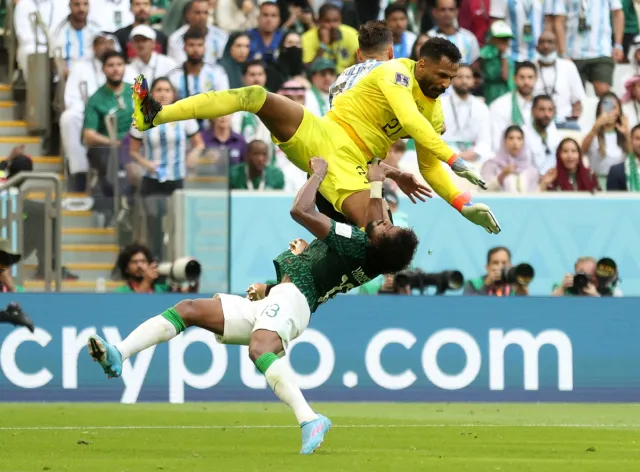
[395,73,410,87]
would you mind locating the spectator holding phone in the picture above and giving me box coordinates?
[582,92,630,188]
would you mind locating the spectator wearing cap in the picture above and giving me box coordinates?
[544,0,624,98]
[302,2,358,73]
[51,0,102,78]
[229,140,284,190]
[479,20,515,105]
[427,0,479,65]
[62,33,134,192]
[385,3,418,59]
[128,25,177,83]
[305,58,336,117]
[114,0,169,61]
[0,239,24,293]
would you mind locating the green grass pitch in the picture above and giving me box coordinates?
[1,403,639,471]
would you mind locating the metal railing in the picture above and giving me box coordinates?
[0,172,63,291]
[4,0,16,81]
[104,114,122,244]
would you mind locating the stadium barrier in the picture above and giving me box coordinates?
[1,294,639,403]
[223,192,640,296]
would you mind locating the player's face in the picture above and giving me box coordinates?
[70,0,88,22]
[258,5,280,33]
[515,68,536,96]
[387,11,408,35]
[533,99,555,128]
[230,36,250,62]
[559,139,580,171]
[151,81,176,106]
[416,56,458,99]
[365,219,395,243]
[131,0,151,23]
[243,65,267,86]
[184,38,205,63]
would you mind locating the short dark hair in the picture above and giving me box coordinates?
[184,0,207,14]
[457,63,473,74]
[632,123,640,135]
[242,59,265,75]
[532,94,554,108]
[260,1,279,10]
[101,50,124,65]
[318,3,341,20]
[365,227,419,275]
[358,20,393,53]
[384,3,408,18]
[515,61,537,75]
[116,243,154,279]
[487,246,511,264]
[419,37,462,64]
[183,26,206,42]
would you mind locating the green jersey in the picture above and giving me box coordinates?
[83,83,134,141]
[273,221,373,313]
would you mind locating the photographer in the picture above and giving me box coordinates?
[114,243,171,293]
[0,239,24,293]
[463,247,530,296]
[552,257,622,297]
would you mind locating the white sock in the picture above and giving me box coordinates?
[115,315,178,361]
[264,358,318,424]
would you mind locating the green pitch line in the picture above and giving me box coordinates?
[1,403,639,472]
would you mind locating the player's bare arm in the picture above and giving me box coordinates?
[290,157,334,240]
[364,159,389,223]
[379,160,432,204]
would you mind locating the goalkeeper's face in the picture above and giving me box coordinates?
[416,57,458,99]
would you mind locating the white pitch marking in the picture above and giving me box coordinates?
[1,423,639,431]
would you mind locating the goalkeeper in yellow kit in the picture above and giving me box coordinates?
[131,22,500,234]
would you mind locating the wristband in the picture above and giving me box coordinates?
[312,174,324,182]
[370,181,383,198]
[614,43,623,51]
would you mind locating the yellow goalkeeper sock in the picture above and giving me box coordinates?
[153,86,268,126]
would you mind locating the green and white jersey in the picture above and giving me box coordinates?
[273,221,373,313]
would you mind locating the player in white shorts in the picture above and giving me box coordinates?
[87,157,419,455]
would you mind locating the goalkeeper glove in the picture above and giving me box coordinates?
[450,157,487,190]
[461,202,501,234]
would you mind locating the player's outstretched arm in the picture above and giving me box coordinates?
[365,159,389,223]
[290,157,333,240]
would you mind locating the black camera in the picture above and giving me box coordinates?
[498,263,535,287]
[570,272,589,294]
[569,258,618,296]
[393,269,464,295]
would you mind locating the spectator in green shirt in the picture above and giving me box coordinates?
[479,20,515,105]
[82,50,134,216]
[229,140,285,190]
[622,0,640,58]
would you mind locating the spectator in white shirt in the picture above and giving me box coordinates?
[61,33,126,191]
[621,75,640,129]
[427,0,480,65]
[128,25,177,84]
[534,29,584,130]
[114,0,169,61]
[582,92,630,186]
[482,125,540,193]
[384,3,417,59]
[216,0,259,33]
[489,61,537,151]
[89,0,134,32]
[168,0,229,65]
[51,0,102,78]
[167,26,229,102]
[524,94,562,175]
[441,64,492,166]
[544,0,624,97]
[491,0,544,63]
[305,58,336,117]
[14,0,69,79]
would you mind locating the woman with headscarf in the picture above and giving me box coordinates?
[621,75,640,129]
[481,125,539,192]
[539,137,599,192]
[266,31,307,93]
[218,32,251,89]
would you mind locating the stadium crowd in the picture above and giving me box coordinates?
[1,0,635,294]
